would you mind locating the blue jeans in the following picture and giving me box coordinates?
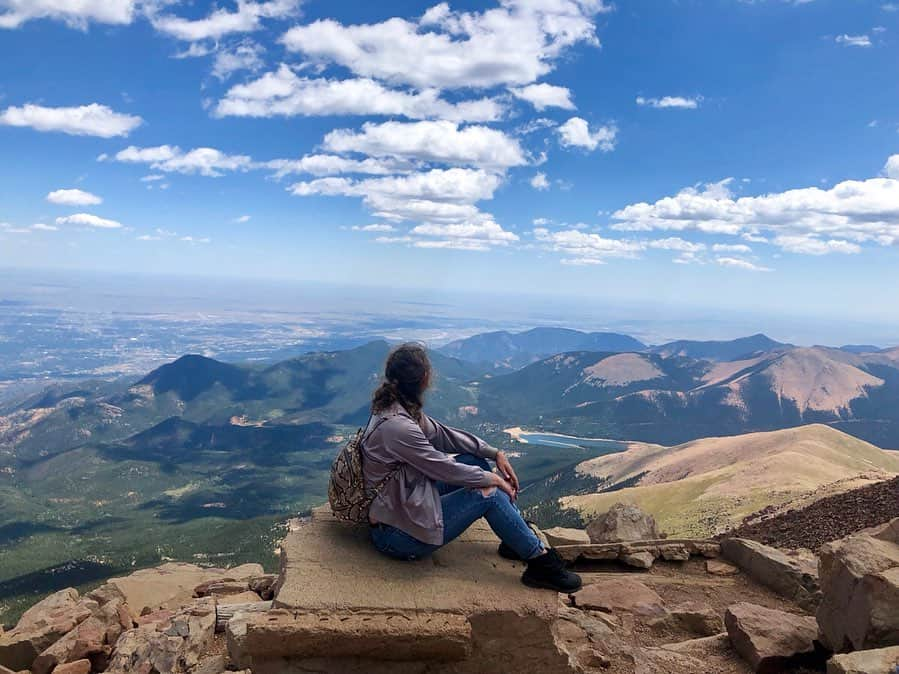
[370,454,544,562]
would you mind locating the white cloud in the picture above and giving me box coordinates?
[233,215,252,223]
[212,40,266,81]
[530,172,550,190]
[111,145,254,176]
[0,0,135,29]
[836,34,872,47]
[180,235,211,244]
[648,237,706,253]
[31,223,58,231]
[636,95,700,109]
[0,103,142,137]
[712,243,752,254]
[46,188,102,206]
[140,174,167,182]
[265,154,414,178]
[322,120,528,170]
[152,0,300,41]
[885,154,899,179]
[280,0,610,90]
[716,257,772,272]
[410,220,519,248]
[611,157,899,253]
[557,117,617,152]
[772,235,861,255]
[56,213,123,229]
[533,227,644,264]
[215,65,503,122]
[511,83,575,110]
[352,224,396,232]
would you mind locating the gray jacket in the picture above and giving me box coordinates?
[361,402,499,545]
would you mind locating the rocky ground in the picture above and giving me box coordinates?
[725,476,899,551]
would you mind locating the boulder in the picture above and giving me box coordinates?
[587,503,660,543]
[827,645,899,674]
[570,579,666,617]
[621,551,656,569]
[247,574,278,601]
[51,660,92,674]
[193,579,241,598]
[105,597,215,674]
[234,507,580,673]
[706,560,739,576]
[0,588,96,671]
[31,616,108,674]
[108,562,237,616]
[227,563,265,580]
[817,531,899,651]
[660,544,690,562]
[543,527,590,547]
[722,538,821,610]
[216,591,263,604]
[670,602,724,637]
[725,602,819,673]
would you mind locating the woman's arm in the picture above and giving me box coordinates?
[380,416,496,488]
[421,415,500,460]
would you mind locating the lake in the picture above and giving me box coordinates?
[517,432,631,454]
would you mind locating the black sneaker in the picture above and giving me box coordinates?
[521,549,583,593]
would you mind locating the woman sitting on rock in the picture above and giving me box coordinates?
[361,342,582,593]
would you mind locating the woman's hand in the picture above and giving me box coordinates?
[495,451,520,494]
[489,471,517,501]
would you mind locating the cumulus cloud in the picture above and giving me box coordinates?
[611,157,899,254]
[215,65,502,122]
[712,243,752,254]
[533,227,644,264]
[648,237,706,253]
[530,172,550,190]
[352,224,396,232]
[152,0,300,41]
[511,83,575,110]
[836,34,872,47]
[266,154,415,178]
[233,215,252,223]
[0,103,142,137]
[47,188,102,206]
[636,95,700,109]
[280,0,610,90]
[716,257,772,272]
[212,40,266,80]
[0,0,136,29]
[110,145,254,176]
[322,120,528,170]
[56,213,124,229]
[32,223,58,231]
[557,117,617,152]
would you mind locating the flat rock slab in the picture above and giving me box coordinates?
[722,538,821,611]
[256,508,574,673]
[570,579,666,616]
[827,645,899,674]
[275,509,554,617]
[725,602,819,674]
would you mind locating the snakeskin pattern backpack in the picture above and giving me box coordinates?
[328,416,395,523]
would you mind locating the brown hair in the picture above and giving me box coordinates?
[371,343,432,421]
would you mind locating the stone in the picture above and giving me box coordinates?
[31,616,108,674]
[235,507,579,673]
[706,559,739,576]
[216,591,263,605]
[108,562,239,616]
[193,579,241,597]
[570,579,666,617]
[724,602,819,673]
[51,659,92,674]
[817,532,899,651]
[105,597,215,674]
[621,551,656,569]
[247,574,278,601]
[586,503,660,543]
[86,583,126,607]
[543,527,590,547]
[722,538,821,610]
[827,645,899,674]
[630,647,709,673]
[670,602,724,637]
[0,589,95,671]
[660,544,690,562]
[193,653,228,674]
[227,563,265,580]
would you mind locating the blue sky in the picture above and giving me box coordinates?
[1,0,898,324]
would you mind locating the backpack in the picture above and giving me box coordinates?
[328,415,396,523]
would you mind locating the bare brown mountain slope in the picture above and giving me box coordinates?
[562,425,899,538]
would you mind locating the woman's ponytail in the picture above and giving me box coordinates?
[371,343,431,421]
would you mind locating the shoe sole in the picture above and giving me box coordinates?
[521,576,583,593]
